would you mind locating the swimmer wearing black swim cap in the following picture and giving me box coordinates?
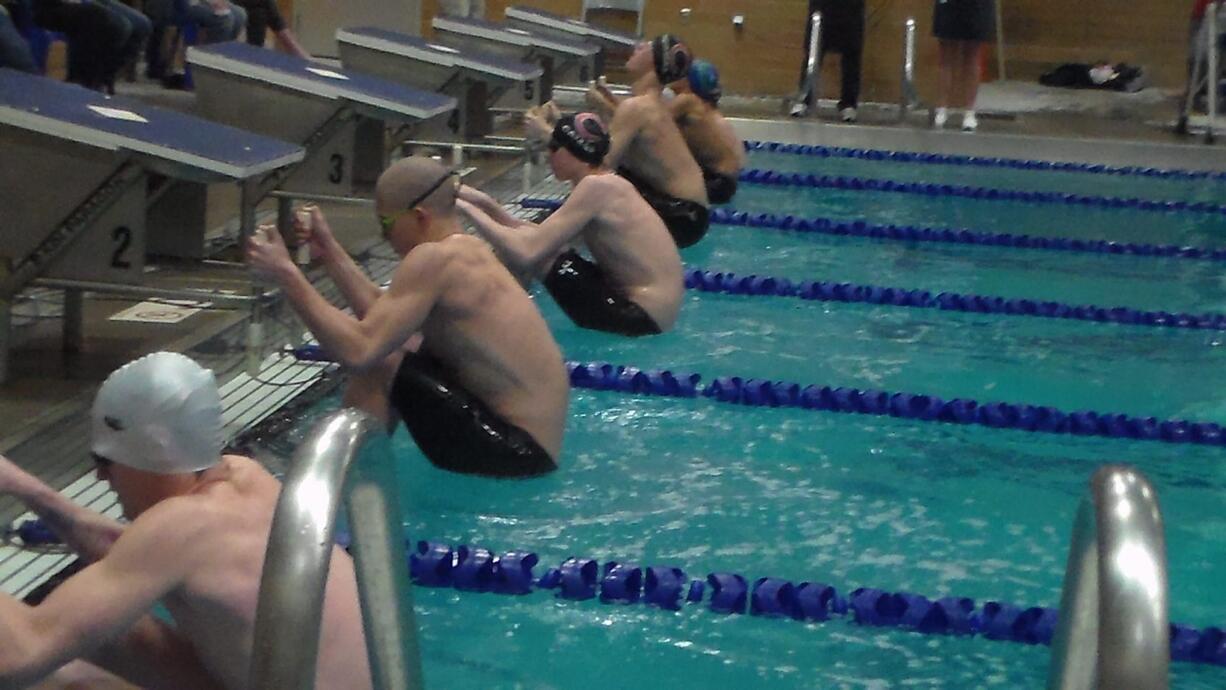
[652,34,693,85]
[551,112,610,167]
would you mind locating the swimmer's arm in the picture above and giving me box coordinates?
[458,185,525,228]
[0,506,199,688]
[0,454,121,563]
[290,246,445,370]
[585,84,619,120]
[669,93,702,127]
[458,194,592,271]
[309,213,384,318]
[603,98,646,171]
[86,616,223,690]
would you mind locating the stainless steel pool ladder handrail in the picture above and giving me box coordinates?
[249,408,424,690]
[798,11,822,119]
[898,18,924,122]
[1046,465,1168,690]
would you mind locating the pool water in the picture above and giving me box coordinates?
[286,150,1226,688]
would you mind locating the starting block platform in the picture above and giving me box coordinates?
[431,15,600,97]
[187,41,457,196]
[337,27,543,138]
[0,67,305,383]
[504,5,638,74]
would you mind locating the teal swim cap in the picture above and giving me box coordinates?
[91,352,223,474]
[688,59,721,105]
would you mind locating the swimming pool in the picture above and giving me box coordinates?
[281,130,1226,688]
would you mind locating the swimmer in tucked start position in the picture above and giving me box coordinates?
[668,60,746,205]
[0,352,370,690]
[247,156,569,478]
[586,34,711,248]
[460,112,683,337]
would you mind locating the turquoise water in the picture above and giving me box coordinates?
[285,152,1226,687]
[728,183,1226,248]
[689,227,1226,315]
[747,151,1226,205]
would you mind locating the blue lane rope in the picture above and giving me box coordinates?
[734,168,1226,217]
[745,140,1226,184]
[518,198,1226,263]
[15,518,1224,667]
[287,347,1226,449]
[562,361,1226,448]
[402,539,1226,668]
[683,268,1226,333]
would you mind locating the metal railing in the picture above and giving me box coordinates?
[249,408,424,690]
[1178,0,1224,142]
[899,18,923,122]
[800,12,822,119]
[1046,465,1168,690]
[1211,1,1219,144]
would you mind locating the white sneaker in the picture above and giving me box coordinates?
[840,107,857,122]
[933,107,948,129]
[789,102,808,118]
[961,111,979,132]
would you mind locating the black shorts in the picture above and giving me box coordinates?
[618,167,710,248]
[389,352,557,478]
[932,0,993,42]
[702,169,739,205]
[543,250,661,336]
[233,0,286,44]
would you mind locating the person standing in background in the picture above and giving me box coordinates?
[932,0,994,131]
[438,0,484,18]
[791,0,865,122]
[233,0,309,57]
[0,1,36,73]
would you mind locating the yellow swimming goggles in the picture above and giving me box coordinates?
[378,170,461,236]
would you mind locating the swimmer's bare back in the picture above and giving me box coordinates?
[610,93,709,205]
[412,235,569,458]
[141,455,371,690]
[575,174,684,331]
[671,94,747,176]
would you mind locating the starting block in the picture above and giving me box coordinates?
[337,27,543,139]
[431,15,600,101]
[0,68,304,383]
[187,41,457,197]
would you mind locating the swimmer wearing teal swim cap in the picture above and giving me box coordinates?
[669,60,747,205]
[0,352,372,689]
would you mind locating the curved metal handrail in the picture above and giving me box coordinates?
[250,408,424,690]
[1047,465,1168,690]
[800,12,822,119]
[898,18,922,121]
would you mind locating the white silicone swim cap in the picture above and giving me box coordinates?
[91,352,223,474]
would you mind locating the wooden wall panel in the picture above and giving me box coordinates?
[402,0,1191,101]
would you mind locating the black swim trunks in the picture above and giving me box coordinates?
[618,167,710,248]
[389,352,557,478]
[543,250,662,336]
[702,168,739,205]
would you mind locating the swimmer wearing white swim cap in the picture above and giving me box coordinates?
[0,352,371,689]
[90,351,224,475]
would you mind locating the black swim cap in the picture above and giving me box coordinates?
[551,112,609,166]
[652,34,692,85]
